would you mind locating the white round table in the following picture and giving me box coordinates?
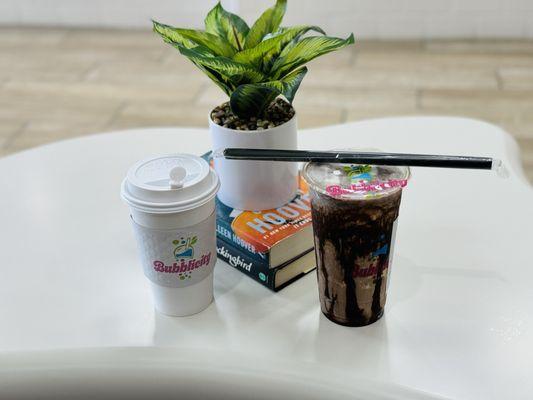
[0,117,532,400]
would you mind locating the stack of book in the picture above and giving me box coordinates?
[203,152,316,291]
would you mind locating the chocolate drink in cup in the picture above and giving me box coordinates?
[303,162,410,326]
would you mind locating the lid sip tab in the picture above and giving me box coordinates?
[121,154,219,214]
[169,166,187,189]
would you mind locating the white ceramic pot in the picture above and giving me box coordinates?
[208,113,299,210]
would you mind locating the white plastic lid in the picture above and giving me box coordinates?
[121,154,219,214]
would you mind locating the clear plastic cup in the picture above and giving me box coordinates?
[121,154,219,316]
[303,160,410,326]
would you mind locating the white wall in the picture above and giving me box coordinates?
[2,0,533,38]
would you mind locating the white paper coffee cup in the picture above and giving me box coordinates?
[121,154,219,316]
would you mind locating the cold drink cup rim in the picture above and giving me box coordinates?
[302,159,410,201]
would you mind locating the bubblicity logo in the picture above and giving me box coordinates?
[327,164,408,197]
[152,235,211,281]
[326,179,407,197]
[153,255,211,280]
[173,235,197,260]
[352,243,389,278]
[344,164,372,182]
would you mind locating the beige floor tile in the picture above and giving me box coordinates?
[304,65,498,90]
[84,59,208,86]
[294,106,343,128]
[355,40,423,53]
[0,94,120,123]
[0,121,24,149]
[5,120,106,152]
[347,107,533,139]
[356,52,533,69]
[107,101,211,130]
[420,89,533,112]
[0,80,121,109]
[424,39,533,54]
[417,90,533,139]
[516,138,533,166]
[494,120,533,139]
[460,116,533,139]
[0,67,87,84]
[4,45,164,69]
[345,107,423,122]
[414,100,530,122]
[294,86,417,109]
[419,107,533,139]
[0,27,67,48]
[3,79,203,104]
[0,148,12,158]
[0,95,119,144]
[0,120,23,138]
[498,67,533,90]
[59,28,159,49]
[516,138,533,183]
[0,50,91,83]
[196,85,231,108]
[0,45,165,83]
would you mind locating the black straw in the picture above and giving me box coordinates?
[220,148,496,170]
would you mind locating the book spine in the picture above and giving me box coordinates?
[216,218,271,265]
[216,238,276,291]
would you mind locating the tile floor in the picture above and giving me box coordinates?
[1,27,532,182]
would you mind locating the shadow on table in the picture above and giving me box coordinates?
[307,311,393,380]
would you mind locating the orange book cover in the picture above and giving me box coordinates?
[228,176,312,253]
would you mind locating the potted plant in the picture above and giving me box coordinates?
[153,0,354,210]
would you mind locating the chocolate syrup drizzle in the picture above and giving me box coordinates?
[311,189,402,326]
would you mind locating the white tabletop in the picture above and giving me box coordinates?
[0,117,532,400]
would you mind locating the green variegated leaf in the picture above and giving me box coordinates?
[233,25,325,71]
[262,25,326,42]
[230,84,279,119]
[176,45,265,86]
[193,62,232,96]
[244,0,286,49]
[260,66,307,103]
[152,20,235,57]
[153,0,355,118]
[229,67,306,118]
[205,2,249,51]
[271,33,355,78]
